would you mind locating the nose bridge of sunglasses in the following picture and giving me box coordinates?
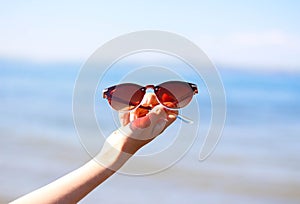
[141,85,155,93]
[145,84,155,90]
[138,85,160,105]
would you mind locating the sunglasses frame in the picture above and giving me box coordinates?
[102,81,198,111]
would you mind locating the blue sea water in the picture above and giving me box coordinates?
[1,59,300,203]
[0,60,77,136]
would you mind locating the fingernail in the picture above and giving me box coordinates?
[168,114,176,119]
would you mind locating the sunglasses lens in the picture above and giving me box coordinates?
[155,81,194,109]
[108,83,144,111]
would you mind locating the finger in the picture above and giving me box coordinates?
[119,112,130,126]
[164,108,178,127]
[130,114,151,129]
[119,105,167,140]
[131,105,166,130]
[152,118,168,136]
[147,105,168,122]
[167,111,178,120]
[130,106,150,120]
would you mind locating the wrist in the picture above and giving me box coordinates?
[93,130,136,171]
[108,129,153,154]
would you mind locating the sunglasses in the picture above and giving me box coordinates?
[103,81,198,113]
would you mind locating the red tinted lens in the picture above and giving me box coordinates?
[108,83,144,111]
[155,81,194,109]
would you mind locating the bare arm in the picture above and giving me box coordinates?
[11,105,177,204]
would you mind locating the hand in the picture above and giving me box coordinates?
[106,93,178,155]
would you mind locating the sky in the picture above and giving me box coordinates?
[1,0,300,71]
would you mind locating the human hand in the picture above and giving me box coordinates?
[107,93,178,155]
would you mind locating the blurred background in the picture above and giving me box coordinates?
[1,1,300,203]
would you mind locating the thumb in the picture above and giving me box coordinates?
[152,118,167,136]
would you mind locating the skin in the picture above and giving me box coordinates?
[11,93,178,204]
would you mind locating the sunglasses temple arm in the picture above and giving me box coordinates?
[176,114,194,124]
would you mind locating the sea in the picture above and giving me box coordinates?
[0,58,300,204]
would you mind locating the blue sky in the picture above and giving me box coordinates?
[1,0,300,71]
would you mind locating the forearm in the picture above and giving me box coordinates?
[11,161,112,203]
[11,131,134,204]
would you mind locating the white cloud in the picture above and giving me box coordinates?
[1,26,300,72]
[233,30,289,46]
[195,30,300,71]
